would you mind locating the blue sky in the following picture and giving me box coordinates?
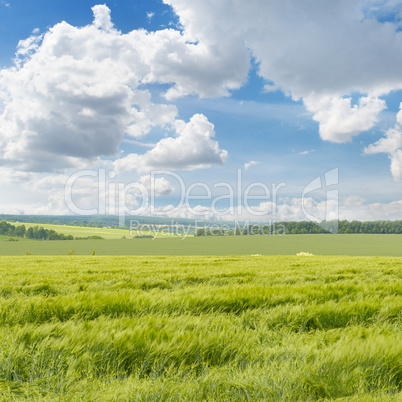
[0,0,178,66]
[1,0,402,221]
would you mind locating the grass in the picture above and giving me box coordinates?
[0,255,400,400]
[5,221,133,239]
[1,234,402,256]
[0,235,32,241]
[4,221,178,240]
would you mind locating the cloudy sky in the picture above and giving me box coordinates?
[1,0,402,222]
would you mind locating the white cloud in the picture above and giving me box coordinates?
[139,174,174,196]
[299,150,314,155]
[343,195,366,207]
[2,2,401,176]
[164,0,402,142]
[364,103,402,180]
[0,11,149,171]
[150,203,218,221]
[0,5,233,173]
[122,139,156,148]
[390,150,402,181]
[140,28,249,100]
[147,195,402,223]
[14,33,44,62]
[365,127,402,155]
[244,161,260,170]
[304,95,386,143]
[2,170,402,223]
[92,4,116,32]
[339,197,402,221]
[2,0,402,215]
[114,114,228,173]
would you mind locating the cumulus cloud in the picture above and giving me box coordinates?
[0,8,147,171]
[114,114,228,173]
[3,2,402,161]
[304,95,386,143]
[139,174,174,196]
[165,0,402,142]
[390,150,402,181]
[364,104,402,180]
[365,127,402,155]
[2,1,402,175]
[3,0,402,217]
[140,28,249,100]
[92,4,116,32]
[0,4,232,173]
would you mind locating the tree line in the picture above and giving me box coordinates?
[196,220,402,236]
[336,220,402,234]
[195,221,323,236]
[274,220,402,234]
[0,221,102,240]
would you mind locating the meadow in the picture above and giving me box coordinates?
[0,255,400,400]
[1,233,402,256]
[5,222,133,239]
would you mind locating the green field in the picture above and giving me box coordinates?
[6,221,133,239]
[4,221,180,240]
[0,235,31,242]
[0,255,400,400]
[1,234,402,256]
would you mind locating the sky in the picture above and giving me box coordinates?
[1,0,402,223]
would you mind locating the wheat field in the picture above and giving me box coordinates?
[0,255,400,400]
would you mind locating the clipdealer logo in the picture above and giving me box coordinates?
[64,168,339,232]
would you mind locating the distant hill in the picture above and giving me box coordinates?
[0,214,223,229]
